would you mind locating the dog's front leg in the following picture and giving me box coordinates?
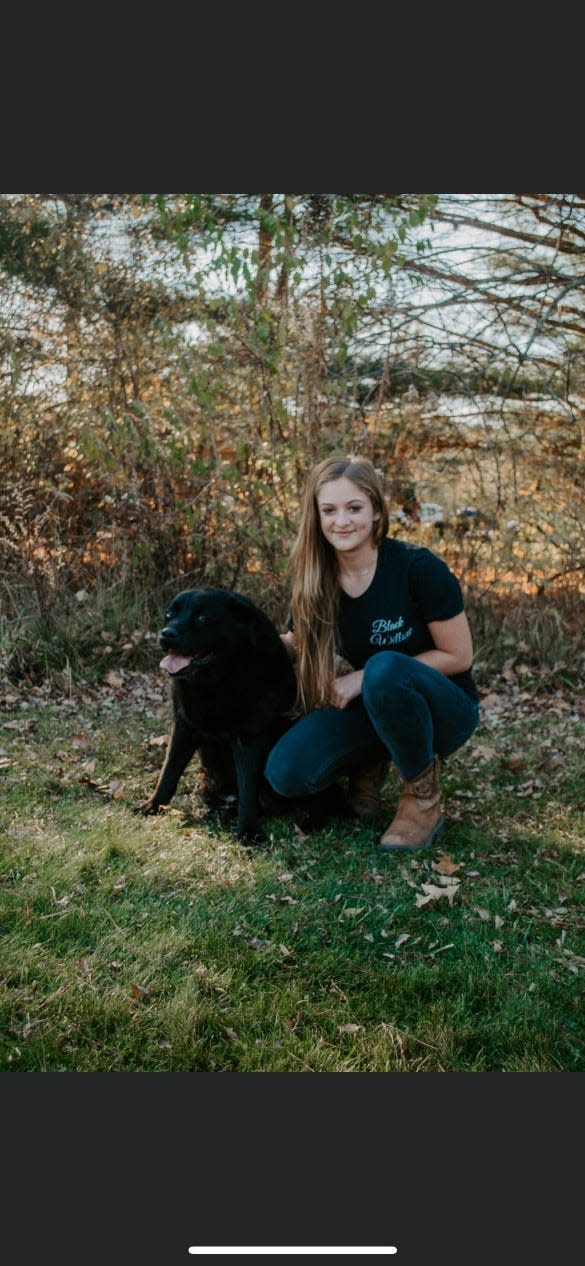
[139,716,200,814]
[232,736,267,840]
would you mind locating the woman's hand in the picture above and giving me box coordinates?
[280,631,296,661]
[329,669,364,709]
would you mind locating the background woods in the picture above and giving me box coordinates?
[1,192,584,686]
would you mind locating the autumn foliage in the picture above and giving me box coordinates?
[1,193,584,684]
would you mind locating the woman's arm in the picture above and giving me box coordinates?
[418,611,474,675]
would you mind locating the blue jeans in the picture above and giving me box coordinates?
[265,651,480,796]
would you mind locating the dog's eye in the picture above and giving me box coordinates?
[196,615,208,625]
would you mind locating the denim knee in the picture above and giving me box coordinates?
[363,651,409,702]
[264,747,307,799]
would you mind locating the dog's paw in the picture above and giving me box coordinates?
[237,824,269,847]
[134,799,164,816]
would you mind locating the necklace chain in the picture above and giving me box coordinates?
[341,562,375,579]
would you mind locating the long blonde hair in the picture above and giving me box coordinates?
[290,455,390,712]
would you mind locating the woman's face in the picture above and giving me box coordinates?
[316,476,378,556]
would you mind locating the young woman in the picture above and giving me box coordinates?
[264,455,480,851]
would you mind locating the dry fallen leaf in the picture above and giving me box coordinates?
[395,933,411,949]
[131,983,151,1000]
[415,881,461,908]
[516,782,537,798]
[77,773,101,789]
[432,854,463,876]
[481,692,504,710]
[399,865,419,890]
[104,671,124,688]
[105,779,125,799]
[57,750,80,764]
[338,1023,364,1035]
[473,744,497,761]
[427,942,455,957]
[502,752,526,771]
[561,949,585,970]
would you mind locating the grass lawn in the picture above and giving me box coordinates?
[1,669,584,1071]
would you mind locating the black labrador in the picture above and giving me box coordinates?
[140,587,297,840]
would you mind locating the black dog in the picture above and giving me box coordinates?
[140,588,297,839]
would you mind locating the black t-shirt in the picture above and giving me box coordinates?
[289,537,478,701]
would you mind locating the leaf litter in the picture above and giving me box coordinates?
[3,669,584,1009]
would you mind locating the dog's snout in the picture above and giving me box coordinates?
[160,625,178,648]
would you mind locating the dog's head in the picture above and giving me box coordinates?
[159,588,263,678]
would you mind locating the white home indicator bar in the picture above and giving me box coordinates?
[188,1250,398,1256]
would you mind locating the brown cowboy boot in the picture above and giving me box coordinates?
[347,758,390,820]
[379,756,444,851]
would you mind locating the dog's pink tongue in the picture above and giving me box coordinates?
[160,654,192,675]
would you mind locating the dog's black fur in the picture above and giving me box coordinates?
[140,587,298,839]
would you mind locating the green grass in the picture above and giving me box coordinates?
[1,673,584,1071]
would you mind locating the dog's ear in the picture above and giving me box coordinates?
[229,596,258,647]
